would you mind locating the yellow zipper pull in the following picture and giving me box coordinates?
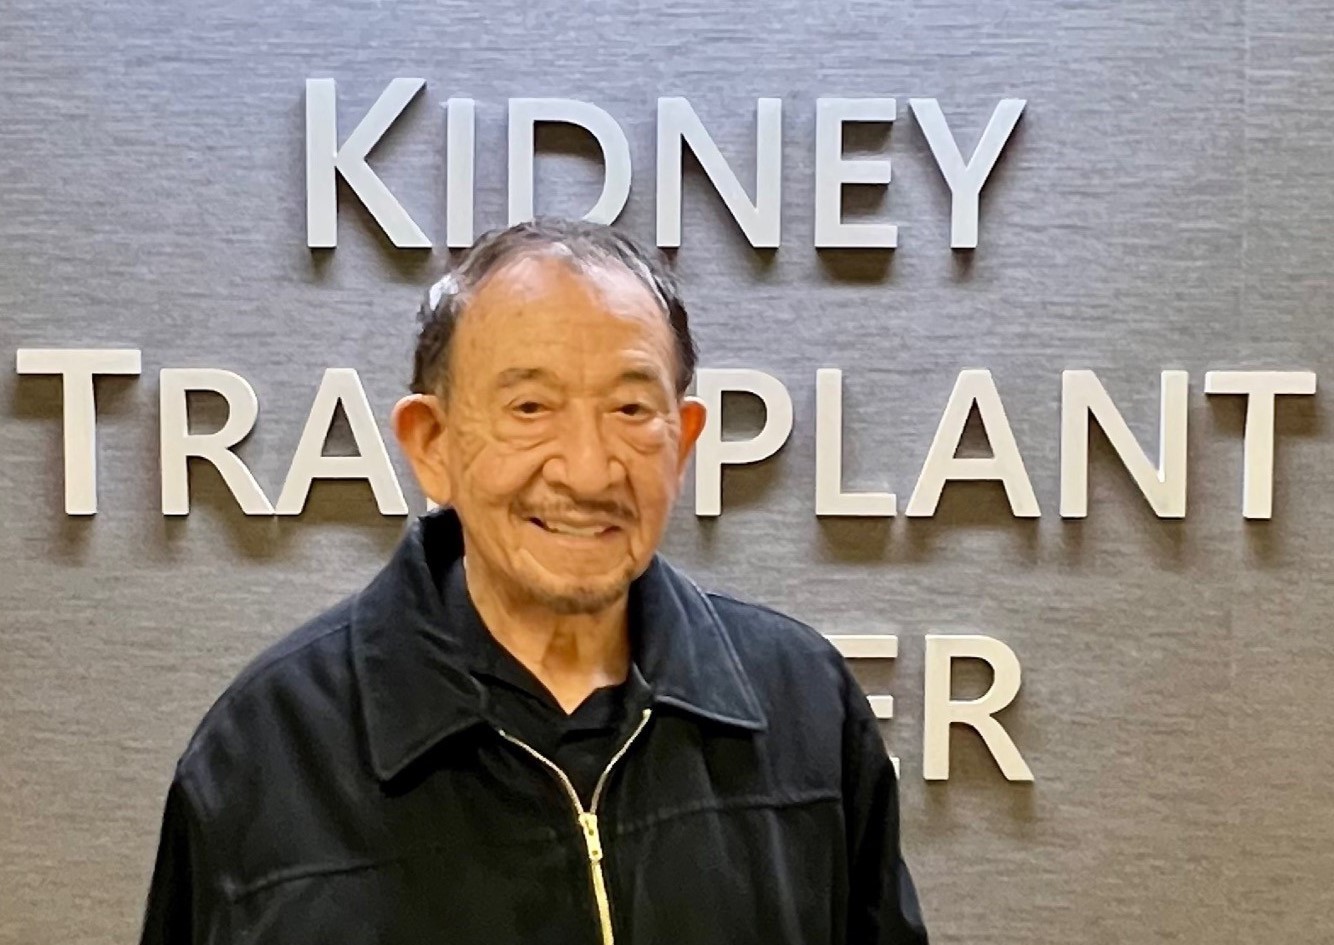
[579,811,604,863]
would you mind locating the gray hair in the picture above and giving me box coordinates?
[409,217,697,400]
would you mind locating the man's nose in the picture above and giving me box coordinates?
[547,408,625,496]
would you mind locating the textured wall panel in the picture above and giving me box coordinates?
[1,0,1329,942]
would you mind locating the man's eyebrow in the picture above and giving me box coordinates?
[494,367,555,389]
[618,366,667,386]
[493,366,668,389]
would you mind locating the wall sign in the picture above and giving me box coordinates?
[10,82,1320,783]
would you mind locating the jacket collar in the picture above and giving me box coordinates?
[351,506,768,783]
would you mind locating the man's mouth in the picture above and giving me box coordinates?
[528,517,619,538]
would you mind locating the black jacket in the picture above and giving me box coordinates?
[140,507,930,945]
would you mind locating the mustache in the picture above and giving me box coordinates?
[520,500,635,522]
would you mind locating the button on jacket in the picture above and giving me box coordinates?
[139,507,930,945]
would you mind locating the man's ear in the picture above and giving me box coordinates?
[391,394,452,507]
[675,395,708,484]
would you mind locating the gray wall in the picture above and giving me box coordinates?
[2,0,1331,941]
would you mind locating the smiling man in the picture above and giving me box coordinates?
[138,218,930,945]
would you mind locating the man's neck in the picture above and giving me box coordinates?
[461,554,631,714]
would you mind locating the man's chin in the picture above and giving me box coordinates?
[524,579,627,616]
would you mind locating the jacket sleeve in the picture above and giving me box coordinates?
[139,773,207,945]
[841,668,930,945]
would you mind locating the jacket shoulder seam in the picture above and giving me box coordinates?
[704,589,858,711]
[703,590,832,647]
[178,610,353,769]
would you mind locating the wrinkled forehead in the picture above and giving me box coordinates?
[451,252,677,385]
[469,249,661,316]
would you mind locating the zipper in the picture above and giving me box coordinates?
[495,706,653,945]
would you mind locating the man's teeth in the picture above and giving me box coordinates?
[540,520,608,537]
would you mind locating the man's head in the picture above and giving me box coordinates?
[392,218,708,617]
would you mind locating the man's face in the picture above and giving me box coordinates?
[410,252,706,615]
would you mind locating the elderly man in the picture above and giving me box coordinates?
[139,218,929,945]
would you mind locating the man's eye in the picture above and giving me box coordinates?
[619,403,650,418]
[513,401,547,416]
